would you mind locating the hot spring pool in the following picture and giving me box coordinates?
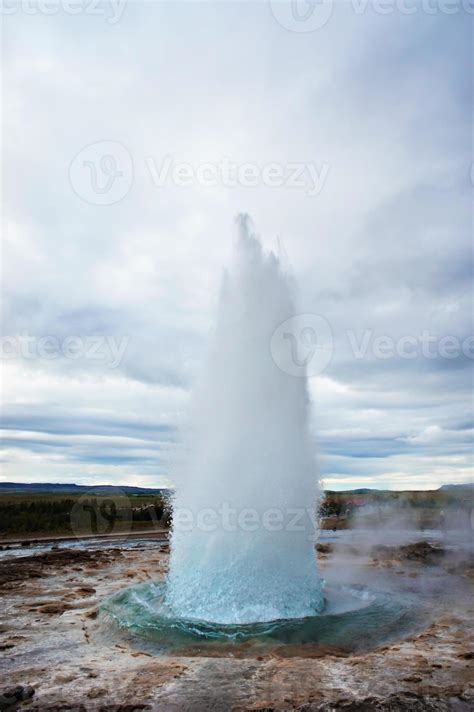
[100,581,421,657]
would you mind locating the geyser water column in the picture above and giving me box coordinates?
[166,216,323,624]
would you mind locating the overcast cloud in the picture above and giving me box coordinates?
[1,1,472,490]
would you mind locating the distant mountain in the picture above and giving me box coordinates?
[349,488,376,494]
[0,482,170,495]
[325,488,384,495]
[2,481,471,496]
[438,483,473,492]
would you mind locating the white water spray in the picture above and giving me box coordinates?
[166,216,323,624]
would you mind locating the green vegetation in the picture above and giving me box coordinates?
[0,484,471,539]
[0,492,171,539]
[321,487,473,512]
[319,487,473,531]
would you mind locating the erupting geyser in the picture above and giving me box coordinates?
[165,215,324,624]
[103,217,414,648]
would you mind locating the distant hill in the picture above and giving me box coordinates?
[1,481,471,496]
[439,483,473,492]
[0,482,169,495]
[327,485,473,495]
[325,488,387,495]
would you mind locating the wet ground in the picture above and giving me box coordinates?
[0,531,473,710]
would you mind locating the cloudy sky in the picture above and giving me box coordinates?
[1,1,472,490]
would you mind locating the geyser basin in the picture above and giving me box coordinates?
[101,581,419,657]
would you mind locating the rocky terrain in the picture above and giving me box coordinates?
[0,536,472,711]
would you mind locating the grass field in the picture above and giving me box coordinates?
[0,491,171,539]
[0,484,471,540]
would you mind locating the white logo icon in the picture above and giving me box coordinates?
[270,313,333,377]
[69,140,133,205]
[70,491,132,537]
[270,0,334,33]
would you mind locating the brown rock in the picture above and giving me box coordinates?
[37,602,74,615]
[87,686,107,698]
